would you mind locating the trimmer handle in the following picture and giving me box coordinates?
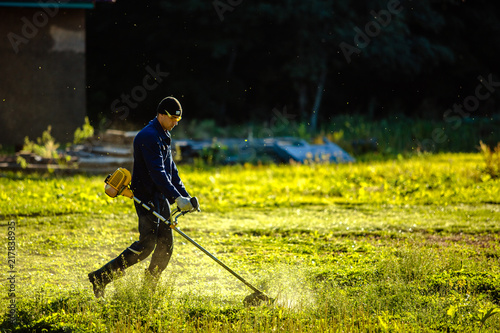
[170,196,201,228]
[190,196,201,212]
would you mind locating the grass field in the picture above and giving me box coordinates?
[1,153,499,332]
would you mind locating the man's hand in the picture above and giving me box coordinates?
[190,197,201,211]
[175,196,194,212]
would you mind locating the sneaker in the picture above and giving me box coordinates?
[143,269,160,292]
[88,272,105,298]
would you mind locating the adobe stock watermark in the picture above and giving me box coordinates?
[258,106,297,138]
[416,73,500,152]
[213,0,243,22]
[105,64,169,127]
[6,220,17,325]
[7,0,68,54]
[339,0,403,64]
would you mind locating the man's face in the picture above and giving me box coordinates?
[158,113,179,131]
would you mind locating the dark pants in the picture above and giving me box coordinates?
[90,198,173,285]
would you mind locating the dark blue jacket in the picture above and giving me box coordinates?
[131,117,189,205]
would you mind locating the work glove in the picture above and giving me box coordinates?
[189,196,201,211]
[175,196,194,212]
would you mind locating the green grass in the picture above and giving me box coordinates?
[1,153,500,332]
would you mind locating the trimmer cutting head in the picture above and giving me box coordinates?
[243,292,274,307]
[104,167,134,198]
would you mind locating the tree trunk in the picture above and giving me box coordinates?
[220,49,238,123]
[310,68,327,133]
[298,82,308,121]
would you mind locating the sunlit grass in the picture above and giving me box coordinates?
[1,153,499,331]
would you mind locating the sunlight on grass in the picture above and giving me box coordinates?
[1,153,499,332]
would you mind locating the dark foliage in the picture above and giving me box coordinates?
[86,0,500,130]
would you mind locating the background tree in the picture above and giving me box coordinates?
[86,0,500,131]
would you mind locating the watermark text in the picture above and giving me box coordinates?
[339,0,403,64]
[213,0,243,22]
[7,0,68,54]
[7,220,17,325]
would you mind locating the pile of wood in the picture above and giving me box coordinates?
[71,129,136,173]
[0,130,136,174]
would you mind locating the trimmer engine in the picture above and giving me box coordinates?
[104,167,134,198]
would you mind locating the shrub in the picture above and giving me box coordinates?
[16,126,70,169]
[73,117,94,144]
[479,141,500,179]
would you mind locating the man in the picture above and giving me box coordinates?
[88,96,195,298]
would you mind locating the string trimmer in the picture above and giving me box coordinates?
[104,167,273,306]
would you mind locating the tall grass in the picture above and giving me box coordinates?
[1,153,499,331]
[4,240,499,332]
[479,141,500,179]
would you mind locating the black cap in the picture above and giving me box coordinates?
[157,96,182,118]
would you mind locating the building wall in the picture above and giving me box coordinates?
[0,8,86,148]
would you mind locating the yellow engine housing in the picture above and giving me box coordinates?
[104,168,134,198]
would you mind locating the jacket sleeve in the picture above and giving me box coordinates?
[137,133,182,201]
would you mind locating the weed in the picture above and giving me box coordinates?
[15,126,72,169]
[473,307,500,332]
[73,117,95,145]
[479,141,500,179]
[20,126,61,159]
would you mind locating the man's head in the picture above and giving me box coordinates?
[156,96,182,131]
